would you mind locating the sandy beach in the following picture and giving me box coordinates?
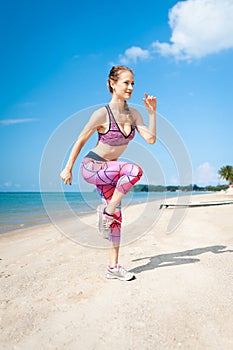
[0,192,233,350]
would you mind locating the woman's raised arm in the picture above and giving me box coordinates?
[133,93,157,144]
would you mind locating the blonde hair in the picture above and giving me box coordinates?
[107,66,134,93]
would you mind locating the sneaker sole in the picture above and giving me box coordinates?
[96,204,110,239]
[106,272,135,281]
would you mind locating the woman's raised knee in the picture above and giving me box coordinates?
[119,162,143,181]
[137,164,143,178]
[132,163,143,179]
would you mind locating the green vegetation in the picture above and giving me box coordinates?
[132,184,228,193]
[205,185,229,192]
[218,165,233,184]
[131,165,233,193]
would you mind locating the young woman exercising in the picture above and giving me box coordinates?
[60,65,156,281]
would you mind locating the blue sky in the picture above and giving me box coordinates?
[1,0,233,191]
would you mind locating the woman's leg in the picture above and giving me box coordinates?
[81,158,142,238]
[109,242,120,268]
[81,158,143,267]
[81,159,143,213]
[98,161,143,215]
[96,183,122,267]
[96,183,122,243]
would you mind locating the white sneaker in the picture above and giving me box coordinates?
[106,264,135,281]
[96,205,114,239]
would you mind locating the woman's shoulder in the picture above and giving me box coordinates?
[128,106,141,121]
[90,106,107,121]
[129,106,138,113]
[93,105,107,115]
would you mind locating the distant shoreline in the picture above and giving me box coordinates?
[0,191,211,236]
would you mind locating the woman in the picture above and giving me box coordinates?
[60,65,156,281]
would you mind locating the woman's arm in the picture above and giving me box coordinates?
[133,93,157,144]
[60,108,106,185]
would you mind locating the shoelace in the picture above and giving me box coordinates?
[96,205,122,227]
[116,265,128,276]
[103,217,114,229]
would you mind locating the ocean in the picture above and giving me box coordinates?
[0,191,200,234]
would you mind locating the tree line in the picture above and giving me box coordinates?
[132,165,233,192]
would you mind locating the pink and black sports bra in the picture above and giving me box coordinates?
[98,104,136,146]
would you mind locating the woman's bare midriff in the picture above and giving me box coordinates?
[92,142,127,161]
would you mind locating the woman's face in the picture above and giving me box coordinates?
[111,71,134,100]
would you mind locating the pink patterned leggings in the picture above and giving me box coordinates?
[81,155,143,242]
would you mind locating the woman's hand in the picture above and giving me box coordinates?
[143,93,157,113]
[60,167,72,185]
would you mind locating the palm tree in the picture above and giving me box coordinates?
[218,165,233,184]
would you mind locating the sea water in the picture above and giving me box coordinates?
[0,191,199,234]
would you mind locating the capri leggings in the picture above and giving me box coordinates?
[80,152,143,243]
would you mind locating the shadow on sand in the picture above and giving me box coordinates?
[130,245,233,274]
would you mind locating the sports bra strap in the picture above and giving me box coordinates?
[105,104,114,122]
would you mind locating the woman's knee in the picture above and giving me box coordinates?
[131,163,143,181]
[121,162,143,178]
[135,164,143,179]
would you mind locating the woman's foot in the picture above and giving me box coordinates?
[97,205,115,239]
[106,264,135,281]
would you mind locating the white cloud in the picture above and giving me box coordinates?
[169,175,180,185]
[0,182,22,190]
[0,118,38,126]
[4,181,12,188]
[153,0,233,60]
[117,0,233,63]
[14,184,21,189]
[119,46,150,64]
[194,162,219,185]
